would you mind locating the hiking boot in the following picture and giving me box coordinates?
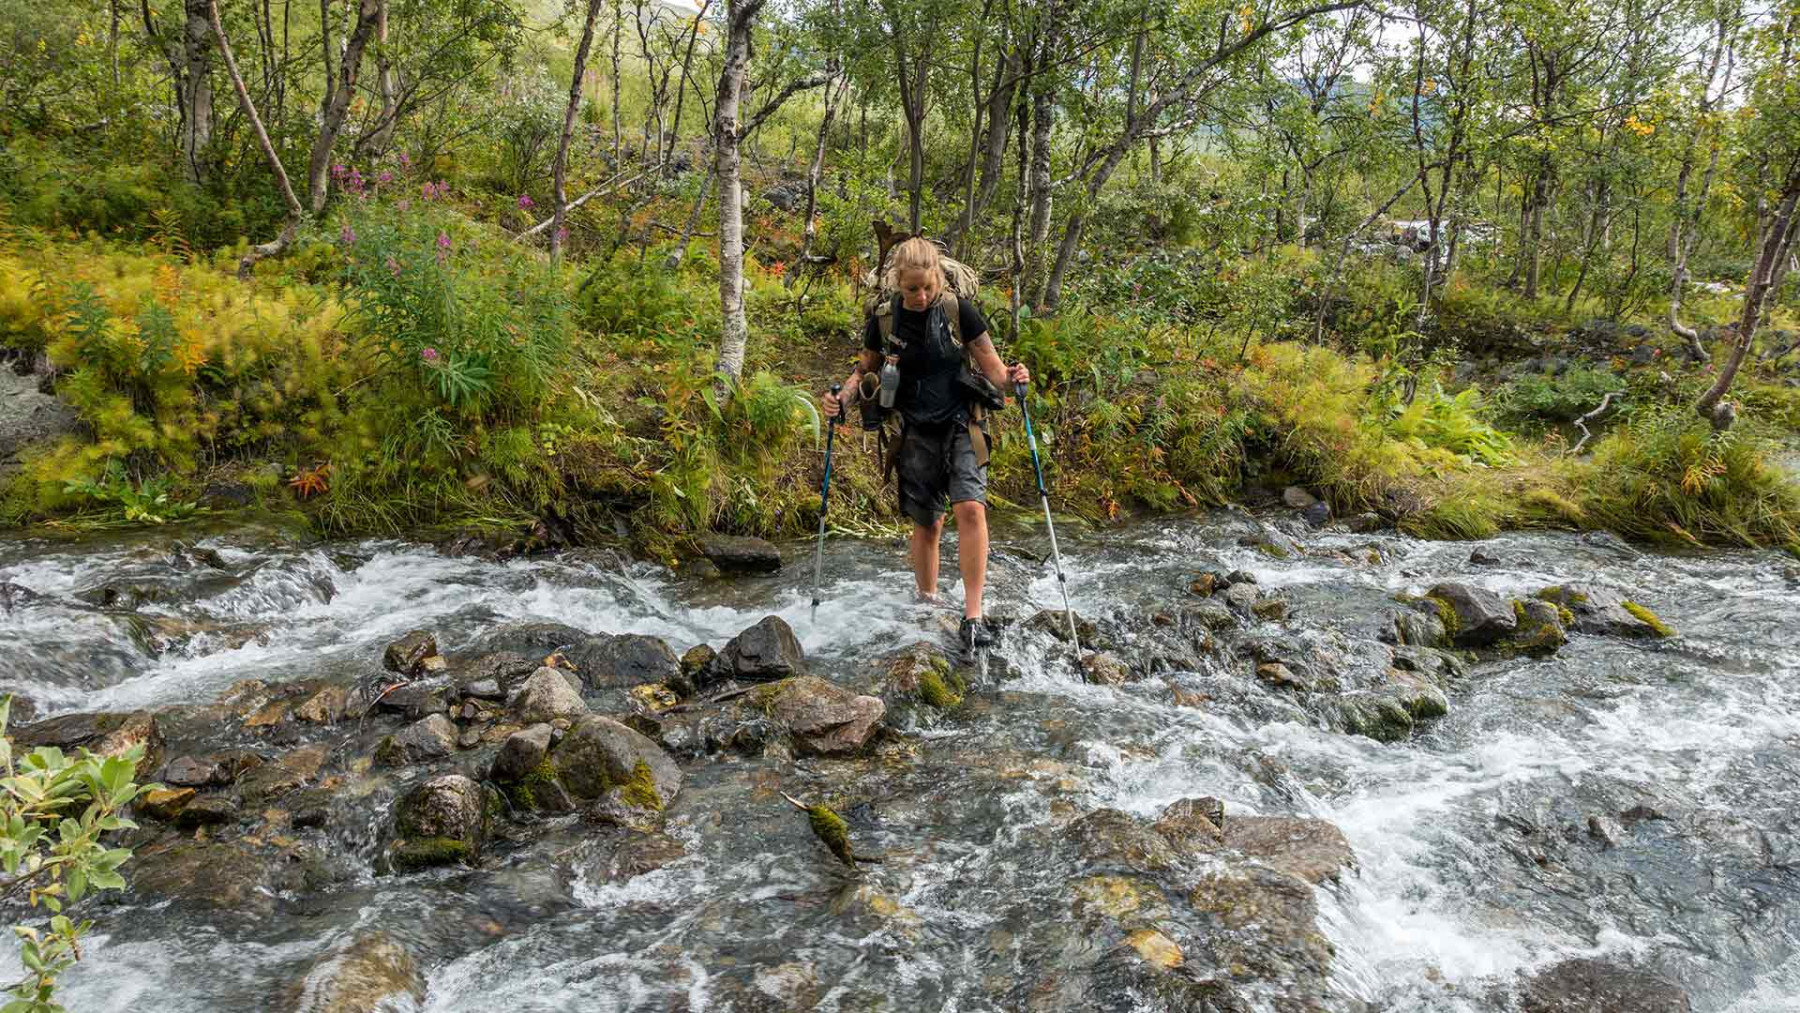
[960,616,1000,652]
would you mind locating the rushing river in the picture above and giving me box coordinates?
[0,512,1795,1012]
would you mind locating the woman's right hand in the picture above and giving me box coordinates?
[822,388,844,420]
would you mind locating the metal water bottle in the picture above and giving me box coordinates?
[878,356,900,409]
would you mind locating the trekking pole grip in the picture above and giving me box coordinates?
[828,382,843,421]
[1013,379,1027,401]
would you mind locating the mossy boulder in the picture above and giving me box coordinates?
[550,715,683,810]
[382,630,440,676]
[1081,653,1136,686]
[1505,598,1570,655]
[1334,690,1420,742]
[387,773,491,871]
[1535,583,1676,639]
[375,713,458,767]
[872,643,965,716]
[1425,582,1517,646]
[1188,864,1334,993]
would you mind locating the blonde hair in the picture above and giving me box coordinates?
[872,236,980,298]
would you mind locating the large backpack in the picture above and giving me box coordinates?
[862,232,998,475]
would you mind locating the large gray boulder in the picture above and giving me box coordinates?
[376,714,457,765]
[1535,583,1674,639]
[720,616,806,682]
[551,715,683,810]
[490,724,554,783]
[510,667,589,723]
[1424,582,1517,646]
[564,633,681,689]
[0,368,79,481]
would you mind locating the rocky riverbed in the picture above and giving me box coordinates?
[0,509,1796,1011]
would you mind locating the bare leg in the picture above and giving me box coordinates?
[953,500,988,619]
[910,519,942,598]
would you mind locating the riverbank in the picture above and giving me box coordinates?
[2,231,1798,562]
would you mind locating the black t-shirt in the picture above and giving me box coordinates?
[862,295,990,426]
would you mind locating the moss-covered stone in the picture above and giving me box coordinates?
[1621,601,1675,637]
[388,836,473,871]
[917,659,964,710]
[1424,595,1461,637]
[617,759,664,811]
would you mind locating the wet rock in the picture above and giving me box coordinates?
[699,533,783,573]
[1535,583,1674,638]
[1250,597,1289,622]
[1226,569,1258,586]
[510,667,589,724]
[871,642,964,714]
[1424,582,1517,646]
[1255,662,1305,692]
[1066,808,1180,873]
[551,715,683,809]
[130,840,272,918]
[1188,864,1333,990]
[1153,798,1226,856]
[599,830,687,881]
[1227,816,1354,884]
[11,710,164,771]
[468,621,589,658]
[450,651,541,695]
[163,755,229,788]
[1518,958,1691,1013]
[1389,644,1466,687]
[753,676,886,756]
[1081,653,1134,686]
[1239,525,1301,560]
[1587,815,1627,849]
[677,644,719,695]
[1179,600,1237,635]
[1384,668,1449,721]
[1334,691,1419,743]
[461,678,504,701]
[1024,609,1101,645]
[388,774,491,870]
[1302,500,1333,527]
[382,630,439,675]
[627,684,681,714]
[376,676,454,721]
[292,685,349,724]
[564,633,681,690]
[173,794,239,829]
[293,932,426,1013]
[1223,582,1262,617]
[491,724,554,783]
[1188,570,1230,597]
[1469,548,1503,566]
[720,616,807,682]
[1070,874,1173,926]
[1507,598,1569,655]
[238,744,328,804]
[138,787,196,822]
[1346,512,1386,533]
[377,714,458,765]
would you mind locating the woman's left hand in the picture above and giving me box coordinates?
[1007,363,1031,386]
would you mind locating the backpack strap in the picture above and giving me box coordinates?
[937,291,963,348]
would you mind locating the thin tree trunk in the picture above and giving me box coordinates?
[1670,19,1734,362]
[667,162,717,270]
[366,0,399,154]
[667,0,713,166]
[610,0,624,166]
[551,0,605,261]
[306,0,382,215]
[109,0,122,89]
[714,0,765,382]
[1694,178,1800,429]
[207,0,303,278]
[790,72,849,289]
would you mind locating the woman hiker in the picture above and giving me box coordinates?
[820,237,1031,652]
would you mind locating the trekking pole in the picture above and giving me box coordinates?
[810,384,843,624]
[1015,380,1085,677]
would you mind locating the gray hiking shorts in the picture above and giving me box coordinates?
[896,419,987,528]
